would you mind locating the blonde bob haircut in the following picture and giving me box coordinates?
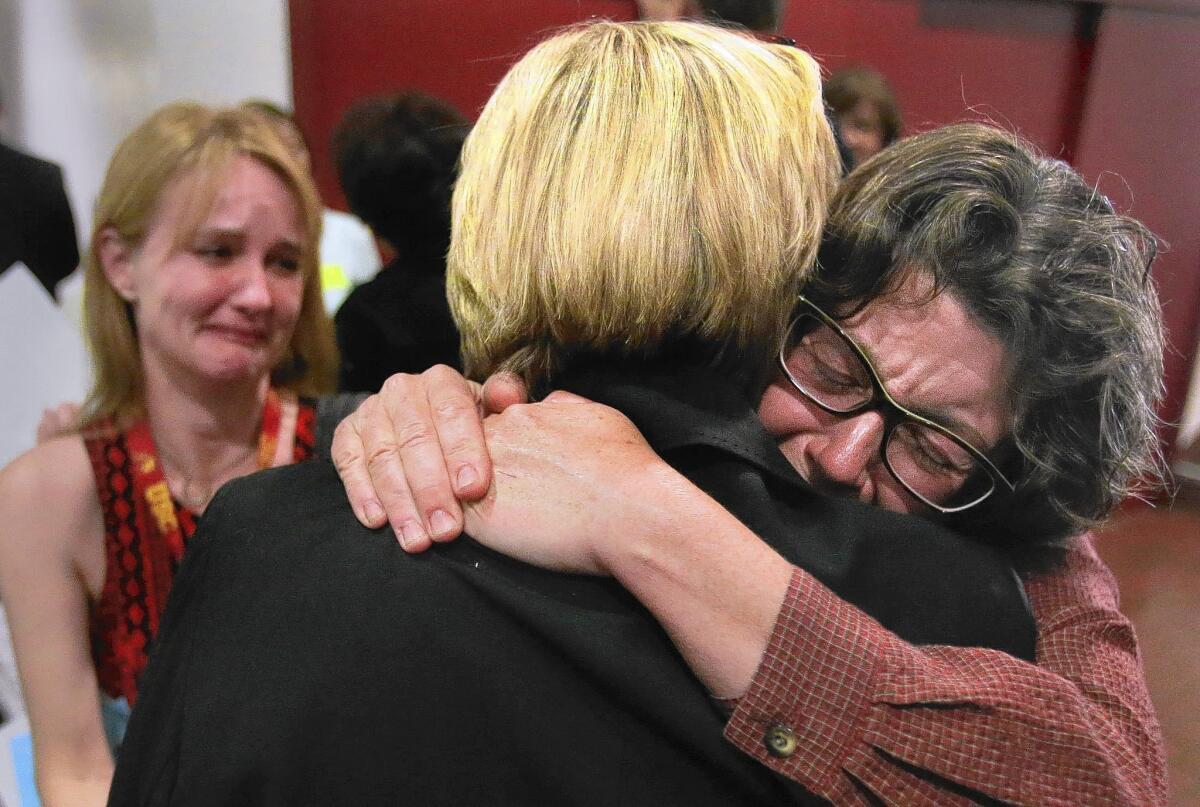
[448,21,838,388]
[80,102,336,427]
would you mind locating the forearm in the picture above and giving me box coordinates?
[36,749,113,807]
[597,476,1165,805]
[24,666,117,807]
[597,463,793,699]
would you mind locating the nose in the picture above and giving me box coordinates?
[807,411,884,499]
[229,259,273,313]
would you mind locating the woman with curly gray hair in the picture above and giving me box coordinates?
[335,123,1167,804]
[808,122,1164,568]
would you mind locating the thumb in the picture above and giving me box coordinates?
[482,371,529,414]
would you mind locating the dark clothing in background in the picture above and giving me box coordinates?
[334,252,460,392]
[109,358,1034,807]
[0,141,79,297]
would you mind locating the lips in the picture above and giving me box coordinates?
[203,323,271,346]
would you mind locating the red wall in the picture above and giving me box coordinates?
[290,0,1091,198]
[290,0,1200,454]
[782,0,1090,157]
[289,0,636,207]
[1072,7,1200,447]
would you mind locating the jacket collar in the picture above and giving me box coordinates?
[550,357,809,494]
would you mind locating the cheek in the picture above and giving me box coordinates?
[271,276,305,332]
[139,268,219,325]
[874,480,923,515]
[757,378,819,440]
[156,257,241,313]
[757,379,824,482]
[175,279,230,315]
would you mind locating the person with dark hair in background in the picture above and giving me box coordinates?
[0,92,80,298]
[632,1,860,169]
[824,65,902,170]
[636,0,787,32]
[331,92,469,392]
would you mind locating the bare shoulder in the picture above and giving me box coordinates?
[0,436,101,565]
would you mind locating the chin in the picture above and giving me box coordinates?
[195,349,278,386]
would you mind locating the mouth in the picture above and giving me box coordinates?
[204,324,271,346]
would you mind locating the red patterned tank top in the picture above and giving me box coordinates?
[83,396,317,705]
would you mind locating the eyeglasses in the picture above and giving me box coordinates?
[778,296,1015,513]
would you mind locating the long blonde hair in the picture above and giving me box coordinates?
[81,103,336,427]
[448,21,838,388]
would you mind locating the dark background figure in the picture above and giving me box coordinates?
[0,93,80,298]
[636,0,786,32]
[332,92,469,392]
[698,0,784,30]
[823,65,902,171]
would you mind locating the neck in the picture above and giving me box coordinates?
[140,356,269,494]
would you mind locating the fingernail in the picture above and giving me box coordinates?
[429,509,456,537]
[362,500,384,526]
[397,520,426,549]
[456,465,479,492]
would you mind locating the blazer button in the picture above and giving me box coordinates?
[764,723,797,758]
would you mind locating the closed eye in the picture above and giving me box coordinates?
[194,243,237,263]
[813,360,860,390]
[267,244,303,275]
[913,432,973,474]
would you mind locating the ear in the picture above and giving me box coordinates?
[96,226,137,302]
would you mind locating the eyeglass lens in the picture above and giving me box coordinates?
[782,313,995,509]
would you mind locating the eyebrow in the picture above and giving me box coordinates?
[192,227,244,242]
[848,330,994,449]
[194,227,303,253]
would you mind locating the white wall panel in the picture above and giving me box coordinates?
[6,0,291,241]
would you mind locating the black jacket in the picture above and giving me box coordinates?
[0,141,79,297]
[110,358,1034,806]
[334,253,461,392]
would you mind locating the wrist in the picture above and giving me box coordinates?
[592,459,693,578]
[595,462,794,697]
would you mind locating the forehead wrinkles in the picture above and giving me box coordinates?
[841,289,1012,439]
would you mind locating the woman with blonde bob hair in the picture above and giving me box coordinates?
[0,102,335,806]
[449,19,837,390]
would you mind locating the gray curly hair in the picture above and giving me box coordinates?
[809,122,1165,567]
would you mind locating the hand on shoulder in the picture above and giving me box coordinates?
[462,392,681,575]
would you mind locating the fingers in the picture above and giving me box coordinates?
[35,402,81,444]
[330,395,396,529]
[330,367,500,552]
[376,372,462,550]
[422,365,492,502]
[35,410,57,444]
[331,390,441,552]
[481,372,529,413]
